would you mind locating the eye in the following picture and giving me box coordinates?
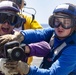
[64,18,72,26]
[54,18,60,25]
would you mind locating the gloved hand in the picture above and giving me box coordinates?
[0,58,18,75]
[0,31,24,50]
[4,61,30,75]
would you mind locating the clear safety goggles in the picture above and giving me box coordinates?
[53,15,74,29]
[0,12,21,26]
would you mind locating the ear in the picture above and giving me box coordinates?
[48,15,54,28]
[20,0,25,9]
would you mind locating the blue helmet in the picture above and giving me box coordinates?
[53,3,76,16]
[0,1,20,12]
[49,3,76,29]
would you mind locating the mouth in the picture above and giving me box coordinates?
[58,30,63,32]
[1,27,9,33]
[57,30,64,34]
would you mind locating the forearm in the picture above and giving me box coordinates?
[20,28,53,44]
[27,41,51,57]
[27,47,76,75]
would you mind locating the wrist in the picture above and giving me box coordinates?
[21,61,30,75]
[14,31,24,43]
[18,32,24,43]
[25,46,30,54]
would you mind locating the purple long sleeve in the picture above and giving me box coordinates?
[27,41,51,57]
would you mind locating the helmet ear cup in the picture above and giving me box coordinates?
[48,15,55,28]
[15,17,26,28]
[74,18,76,31]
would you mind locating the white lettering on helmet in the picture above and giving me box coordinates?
[56,4,69,9]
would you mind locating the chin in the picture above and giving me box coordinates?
[0,58,18,75]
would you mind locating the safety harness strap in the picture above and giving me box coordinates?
[52,42,67,61]
[40,32,76,69]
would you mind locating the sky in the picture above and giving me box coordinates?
[24,0,76,24]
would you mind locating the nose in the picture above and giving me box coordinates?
[4,22,10,26]
[4,20,10,25]
[58,24,62,27]
[57,22,63,28]
[58,24,64,29]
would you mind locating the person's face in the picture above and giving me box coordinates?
[0,11,18,35]
[21,0,24,9]
[53,13,74,39]
[55,25,71,39]
[0,22,14,35]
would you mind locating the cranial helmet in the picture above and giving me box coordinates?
[8,0,26,9]
[0,1,20,12]
[49,3,76,28]
[53,3,76,16]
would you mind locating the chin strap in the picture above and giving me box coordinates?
[30,14,35,24]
